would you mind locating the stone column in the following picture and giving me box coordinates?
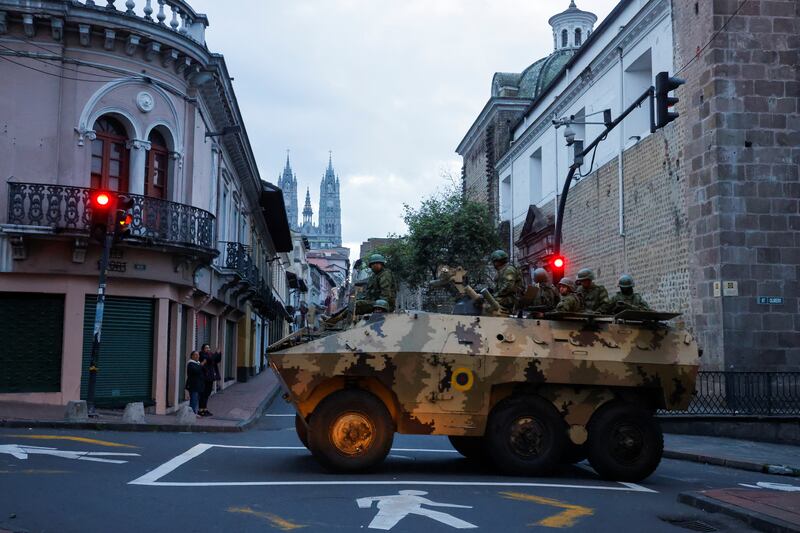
[166,301,180,409]
[126,139,151,195]
[152,298,169,414]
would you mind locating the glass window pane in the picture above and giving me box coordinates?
[110,160,120,176]
[108,177,119,190]
[91,156,103,174]
[111,143,124,159]
[91,139,103,157]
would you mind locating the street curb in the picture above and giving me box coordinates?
[678,491,800,533]
[0,382,282,434]
[664,450,800,477]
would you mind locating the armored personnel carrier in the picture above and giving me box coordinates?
[269,304,699,482]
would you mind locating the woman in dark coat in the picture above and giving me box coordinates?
[185,350,204,414]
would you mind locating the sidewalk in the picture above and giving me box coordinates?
[679,488,800,533]
[0,370,281,433]
[664,433,800,476]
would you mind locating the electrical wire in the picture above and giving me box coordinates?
[0,54,115,82]
[674,0,750,76]
[0,43,125,81]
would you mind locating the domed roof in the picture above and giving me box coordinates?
[492,48,574,99]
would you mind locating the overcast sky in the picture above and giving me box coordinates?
[191,0,618,260]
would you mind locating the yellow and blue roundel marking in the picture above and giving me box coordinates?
[451,367,474,392]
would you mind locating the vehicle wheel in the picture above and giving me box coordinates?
[586,402,663,482]
[295,413,309,449]
[560,442,587,464]
[486,396,566,476]
[308,389,394,473]
[448,436,487,461]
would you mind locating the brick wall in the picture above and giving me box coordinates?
[674,0,799,370]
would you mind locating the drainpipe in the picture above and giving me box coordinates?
[509,165,514,260]
[617,46,627,271]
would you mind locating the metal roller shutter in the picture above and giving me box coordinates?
[81,295,154,407]
[0,293,64,393]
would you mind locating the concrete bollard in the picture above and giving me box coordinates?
[122,402,146,424]
[64,400,88,421]
[175,404,197,425]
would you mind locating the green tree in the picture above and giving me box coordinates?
[376,187,500,288]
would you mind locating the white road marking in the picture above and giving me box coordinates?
[739,482,800,492]
[357,490,477,530]
[128,444,658,493]
[0,444,140,464]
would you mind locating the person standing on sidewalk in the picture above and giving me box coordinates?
[199,344,219,417]
[185,350,204,415]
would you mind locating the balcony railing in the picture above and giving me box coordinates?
[218,241,259,286]
[7,182,215,252]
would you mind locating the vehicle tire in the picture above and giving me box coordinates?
[307,389,394,473]
[486,395,566,476]
[586,402,663,482]
[560,442,587,464]
[448,436,487,461]
[295,413,309,449]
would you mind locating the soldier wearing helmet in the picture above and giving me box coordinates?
[602,274,651,314]
[555,277,584,313]
[372,299,390,313]
[489,249,523,313]
[575,268,610,313]
[531,267,560,311]
[357,253,397,314]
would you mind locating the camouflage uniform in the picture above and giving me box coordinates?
[555,292,584,313]
[494,263,523,312]
[533,282,560,310]
[365,268,397,312]
[578,283,610,313]
[603,292,651,314]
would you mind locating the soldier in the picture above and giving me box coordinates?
[602,274,652,314]
[490,250,523,313]
[575,268,610,313]
[531,267,560,311]
[554,277,584,313]
[360,254,397,312]
[372,299,390,313]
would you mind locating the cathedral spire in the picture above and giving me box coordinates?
[302,187,313,227]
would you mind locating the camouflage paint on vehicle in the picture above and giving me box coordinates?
[269,311,699,445]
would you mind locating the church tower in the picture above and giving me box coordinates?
[277,151,298,229]
[317,152,342,247]
[302,188,314,229]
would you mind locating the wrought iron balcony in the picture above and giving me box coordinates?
[6,182,215,253]
[218,241,259,286]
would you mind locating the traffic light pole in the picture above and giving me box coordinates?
[86,219,114,417]
[553,86,655,259]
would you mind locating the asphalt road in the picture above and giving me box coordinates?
[0,399,792,533]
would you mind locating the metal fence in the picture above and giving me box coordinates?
[673,371,800,416]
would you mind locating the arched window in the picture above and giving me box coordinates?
[145,129,169,199]
[91,116,129,192]
[575,28,582,46]
[561,29,568,48]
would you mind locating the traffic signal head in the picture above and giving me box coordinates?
[655,71,685,129]
[89,190,113,243]
[550,254,566,283]
[114,194,134,241]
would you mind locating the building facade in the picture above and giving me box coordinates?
[278,153,343,249]
[0,0,293,411]
[459,0,799,370]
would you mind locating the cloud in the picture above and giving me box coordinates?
[190,0,620,265]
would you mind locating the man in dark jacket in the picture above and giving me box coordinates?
[199,344,220,417]
[185,350,204,414]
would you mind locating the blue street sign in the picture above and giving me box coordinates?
[757,297,784,305]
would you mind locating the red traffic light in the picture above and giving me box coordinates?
[94,192,111,206]
[553,257,564,269]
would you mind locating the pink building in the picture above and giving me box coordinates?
[0,0,293,413]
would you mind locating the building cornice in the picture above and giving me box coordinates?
[455,97,530,156]
[496,0,669,173]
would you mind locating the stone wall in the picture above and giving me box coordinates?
[674,0,799,370]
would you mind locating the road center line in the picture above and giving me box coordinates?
[128,444,658,493]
